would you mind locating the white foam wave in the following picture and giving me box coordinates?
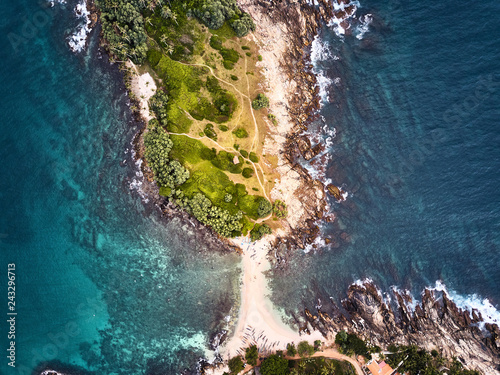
[431,280,500,328]
[303,235,327,254]
[48,0,66,6]
[68,0,92,53]
[391,286,418,312]
[316,71,333,104]
[311,34,333,64]
[327,0,361,37]
[129,159,150,203]
[355,13,373,40]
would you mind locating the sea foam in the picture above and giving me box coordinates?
[68,0,92,53]
[431,280,500,328]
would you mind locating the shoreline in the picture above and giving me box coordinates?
[115,1,500,374]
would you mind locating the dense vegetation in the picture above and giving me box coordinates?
[245,344,258,366]
[335,331,371,360]
[386,345,481,375]
[260,354,289,375]
[228,355,244,374]
[98,0,255,64]
[97,0,279,240]
[288,357,355,375]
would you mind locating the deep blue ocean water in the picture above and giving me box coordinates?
[269,0,500,324]
[0,1,240,374]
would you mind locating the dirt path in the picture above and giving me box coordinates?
[167,131,269,200]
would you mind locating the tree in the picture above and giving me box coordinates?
[286,343,297,357]
[148,89,169,124]
[245,345,258,366]
[297,341,314,357]
[224,193,233,203]
[257,198,272,218]
[259,354,288,375]
[228,356,244,374]
[250,224,271,242]
[252,93,269,110]
[230,13,255,37]
[314,340,322,351]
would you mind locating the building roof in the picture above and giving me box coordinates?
[367,360,396,375]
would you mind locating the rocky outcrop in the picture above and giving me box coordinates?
[304,280,500,374]
[326,184,346,201]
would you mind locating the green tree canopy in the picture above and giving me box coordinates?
[245,344,258,366]
[252,93,269,110]
[228,356,244,374]
[260,354,288,375]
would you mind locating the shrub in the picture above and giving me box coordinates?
[259,354,288,375]
[230,74,238,81]
[219,125,229,131]
[209,35,224,50]
[240,150,249,158]
[273,200,288,218]
[286,343,297,357]
[233,127,249,138]
[241,46,250,50]
[146,48,162,67]
[297,341,315,357]
[242,167,253,178]
[204,123,218,140]
[257,198,272,217]
[249,152,259,163]
[268,113,278,126]
[246,52,251,57]
[251,93,269,110]
[257,54,263,61]
[245,345,258,366]
[228,356,244,374]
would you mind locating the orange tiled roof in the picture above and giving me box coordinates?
[367,360,395,375]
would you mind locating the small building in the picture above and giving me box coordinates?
[366,360,399,375]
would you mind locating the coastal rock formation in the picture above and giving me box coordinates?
[305,281,500,374]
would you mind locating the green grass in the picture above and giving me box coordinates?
[209,21,237,38]
[169,135,262,220]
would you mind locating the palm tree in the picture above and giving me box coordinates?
[161,6,172,19]
[144,16,153,26]
[170,12,178,25]
[165,43,174,55]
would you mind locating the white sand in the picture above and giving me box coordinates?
[126,61,156,122]
[218,236,325,365]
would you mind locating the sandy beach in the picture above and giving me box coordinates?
[126,61,156,122]
[221,236,325,362]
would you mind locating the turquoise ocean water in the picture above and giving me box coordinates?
[0,0,240,374]
[269,0,500,326]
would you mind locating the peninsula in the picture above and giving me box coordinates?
[90,0,500,374]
